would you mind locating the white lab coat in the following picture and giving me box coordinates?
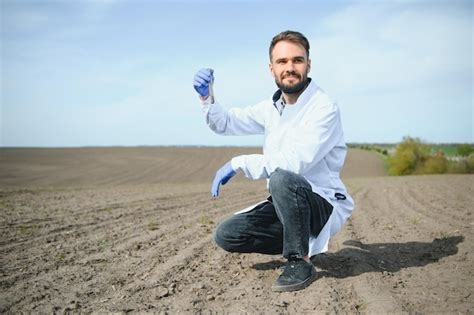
[201,79,354,256]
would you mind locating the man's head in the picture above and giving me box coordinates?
[269,31,311,95]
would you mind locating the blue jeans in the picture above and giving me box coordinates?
[214,168,333,258]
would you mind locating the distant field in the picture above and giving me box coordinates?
[430,144,462,156]
[0,147,385,188]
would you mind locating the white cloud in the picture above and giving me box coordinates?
[310,2,472,94]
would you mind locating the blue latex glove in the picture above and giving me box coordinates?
[211,161,236,197]
[193,68,214,97]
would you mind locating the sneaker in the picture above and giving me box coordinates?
[271,257,317,292]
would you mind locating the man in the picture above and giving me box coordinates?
[193,30,354,292]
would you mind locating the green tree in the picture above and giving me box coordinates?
[420,151,448,174]
[388,137,430,175]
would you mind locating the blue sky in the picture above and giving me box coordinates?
[1,0,472,147]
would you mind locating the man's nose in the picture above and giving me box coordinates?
[285,61,296,71]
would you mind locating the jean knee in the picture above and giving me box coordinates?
[269,168,290,194]
[269,168,310,195]
[214,219,243,252]
[213,222,229,250]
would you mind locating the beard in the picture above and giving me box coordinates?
[275,71,309,94]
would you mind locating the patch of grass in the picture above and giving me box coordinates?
[431,144,459,157]
[355,300,367,312]
[431,143,474,157]
[98,239,108,252]
[435,231,454,240]
[147,222,159,231]
[98,207,114,213]
[18,224,38,235]
[183,223,192,230]
[56,253,66,262]
[199,215,214,226]
[410,217,421,225]
[18,224,30,234]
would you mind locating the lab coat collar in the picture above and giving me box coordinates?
[272,77,314,103]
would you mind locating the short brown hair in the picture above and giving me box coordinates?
[269,30,310,61]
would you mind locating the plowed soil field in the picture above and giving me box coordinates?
[1,147,472,313]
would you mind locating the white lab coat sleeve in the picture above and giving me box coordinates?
[201,99,265,135]
[231,102,343,179]
[231,154,269,179]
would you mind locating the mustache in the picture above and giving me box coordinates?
[281,72,301,80]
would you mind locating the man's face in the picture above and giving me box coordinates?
[269,40,311,94]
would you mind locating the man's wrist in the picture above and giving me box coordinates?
[200,94,214,105]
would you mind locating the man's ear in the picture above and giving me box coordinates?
[269,63,275,78]
[307,58,311,73]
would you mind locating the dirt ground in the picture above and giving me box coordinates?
[0,147,472,313]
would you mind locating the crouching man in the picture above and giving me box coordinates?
[193,30,354,292]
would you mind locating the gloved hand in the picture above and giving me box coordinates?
[193,68,214,97]
[211,161,236,197]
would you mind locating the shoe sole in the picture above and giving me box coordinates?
[271,270,318,292]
